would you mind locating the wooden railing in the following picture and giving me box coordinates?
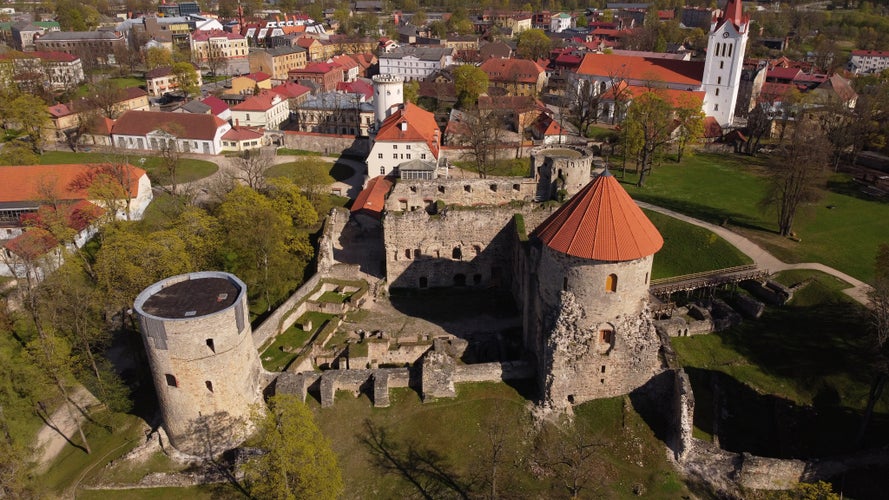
[649,265,768,297]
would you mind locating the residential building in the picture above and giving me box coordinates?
[221,126,266,152]
[288,62,343,92]
[201,95,232,121]
[330,54,360,81]
[367,102,441,177]
[269,82,313,107]
[0,51,84,91]
[0,163,152,243]
[848,50,889,75]
[190,30,248,62]
[295,36,325,61]
[550,12,574,33]
[480,58,548,96]
[111,110,231,154]
[33,31,126,67]
[231,72,273,94]
[144,64,203,97]
[46,87,150,142]
[293,92,374,136]
[378,46,454,81]
[11,21,59,51]
[248,46,308,81]
[231,91,291,129]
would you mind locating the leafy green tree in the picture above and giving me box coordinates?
[216,186,312,311]
[244,395,343,500]
[145,47,173,71]
[403,79,420,105]
[266,177,321,229]
[622,90,674,186]
[55,0,100,30]
[454,64,489,108]
[673,95,706,162]
[275,158,334,216]
[5,94,50,153]
[170,207,222,270]
[172,62,200,98]
[516,29,552,61]
[0,140,39,165]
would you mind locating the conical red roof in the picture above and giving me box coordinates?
[531,171,663,261]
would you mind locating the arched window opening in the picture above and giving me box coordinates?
[605,274,618,293]
[452,247,462,259]
[405,248,412,259]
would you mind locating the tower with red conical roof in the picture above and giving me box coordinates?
[529,171,665,409]
[702,0,749,127]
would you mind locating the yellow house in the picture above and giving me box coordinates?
[231,72,273,94]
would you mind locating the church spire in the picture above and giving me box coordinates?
[723,0,744,26]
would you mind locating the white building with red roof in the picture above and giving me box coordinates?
[111,110,231,154]
[0,50,84,90]
[231,91,290,130]
[1,163,153,278]
[221,126,266,152]
[848,49,889,75]
[367,102,442,178]
[190,30,248,62]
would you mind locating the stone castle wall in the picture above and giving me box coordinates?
[383,204,557,290]
[282,131,369,156]
[384,177,539,212]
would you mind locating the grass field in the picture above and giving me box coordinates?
[646,209,752,279]
[671,269,889,458]
[73,77,146,98]
[455,158,531,177]
[310,382,690,499]
[275,148,323,156]
[265,159,356,183]
[621,152,889,284]
[39,151,218,185]
[261,312,335,371]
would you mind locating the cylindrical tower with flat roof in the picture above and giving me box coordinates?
[134,271,264,455]
[372,73,404,127]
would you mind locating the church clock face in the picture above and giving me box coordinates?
[723,32,730,38]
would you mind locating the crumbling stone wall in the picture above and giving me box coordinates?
[530,145,596,200]
[384,177,539,212]
[282,131,369,156]
[384,204,558,290]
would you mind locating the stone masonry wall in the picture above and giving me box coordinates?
[384,177,539,212]
[282,131,369,156]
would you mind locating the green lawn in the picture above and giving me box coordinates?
[79,484,244,499]
[670,269,888,457]
[455,158,531,177]
[621,152,889,284]
[73,77,145,98]
[646,209,752,279]
[261,312,335,371]
[276,148,322,156]
[311,382,690,499]
[39,151,218,185]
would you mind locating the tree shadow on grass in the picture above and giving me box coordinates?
[629,194,775,234]
[359,419,475,499]
[825,177,889,205]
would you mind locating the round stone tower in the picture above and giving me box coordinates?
[372,74,404,127]
[529,145,596,201]
[529,170,665,410]
[134,271,264,455]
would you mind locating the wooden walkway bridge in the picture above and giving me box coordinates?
[649,265,769,299]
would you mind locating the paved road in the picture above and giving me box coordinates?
[637,201,873,306]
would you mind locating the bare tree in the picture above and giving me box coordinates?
[858,244,889,447]
[566,77,601,138]
[232,149,275,190]
[456,107,506,179]
[760,116,830,237]
[528,419,611,499]
[85,80,126,119]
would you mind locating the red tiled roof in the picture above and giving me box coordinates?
[767,67,802,81]
[232,91,284,111]
[336,80,373,100]
[702,116,722,138]
[112,111,226,140]
[145,66,174,79]
[222,126,264,141]
[201,95,230,115]
[577,53,703,86]
[374,103,441,156]
[330,54,359,70]
[351,175,394,220]
[241,71,271,82]
[479,57,545,84]
[851,49,889,57]
[270,82,312,99]
[0,163,146,203]
[299,62,338,74]
[0,50,79,62]
[3,228,58,260]
[531,171,663,261]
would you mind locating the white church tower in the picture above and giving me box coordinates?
[701,0,749,127]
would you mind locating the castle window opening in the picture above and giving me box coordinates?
[601,365,606,373]
[490,184,497,192]
[567,394,575,404]
[605,273,617,293]
[473,274,481,285]
[419,277,428,288]
[206,380,214,392]
[513,184,520,191]
[438,185,445,193]
[599,329,614,345]
[405,248,412,259]
[452,246,462,259]
[165,374,178,387]
[410,185,417,193]
[464,185,471,193]
[645,272,649,284]
[415,248,421,258]
[563,277,568,291]
[473,245,481,255]
[206,338,215,353]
